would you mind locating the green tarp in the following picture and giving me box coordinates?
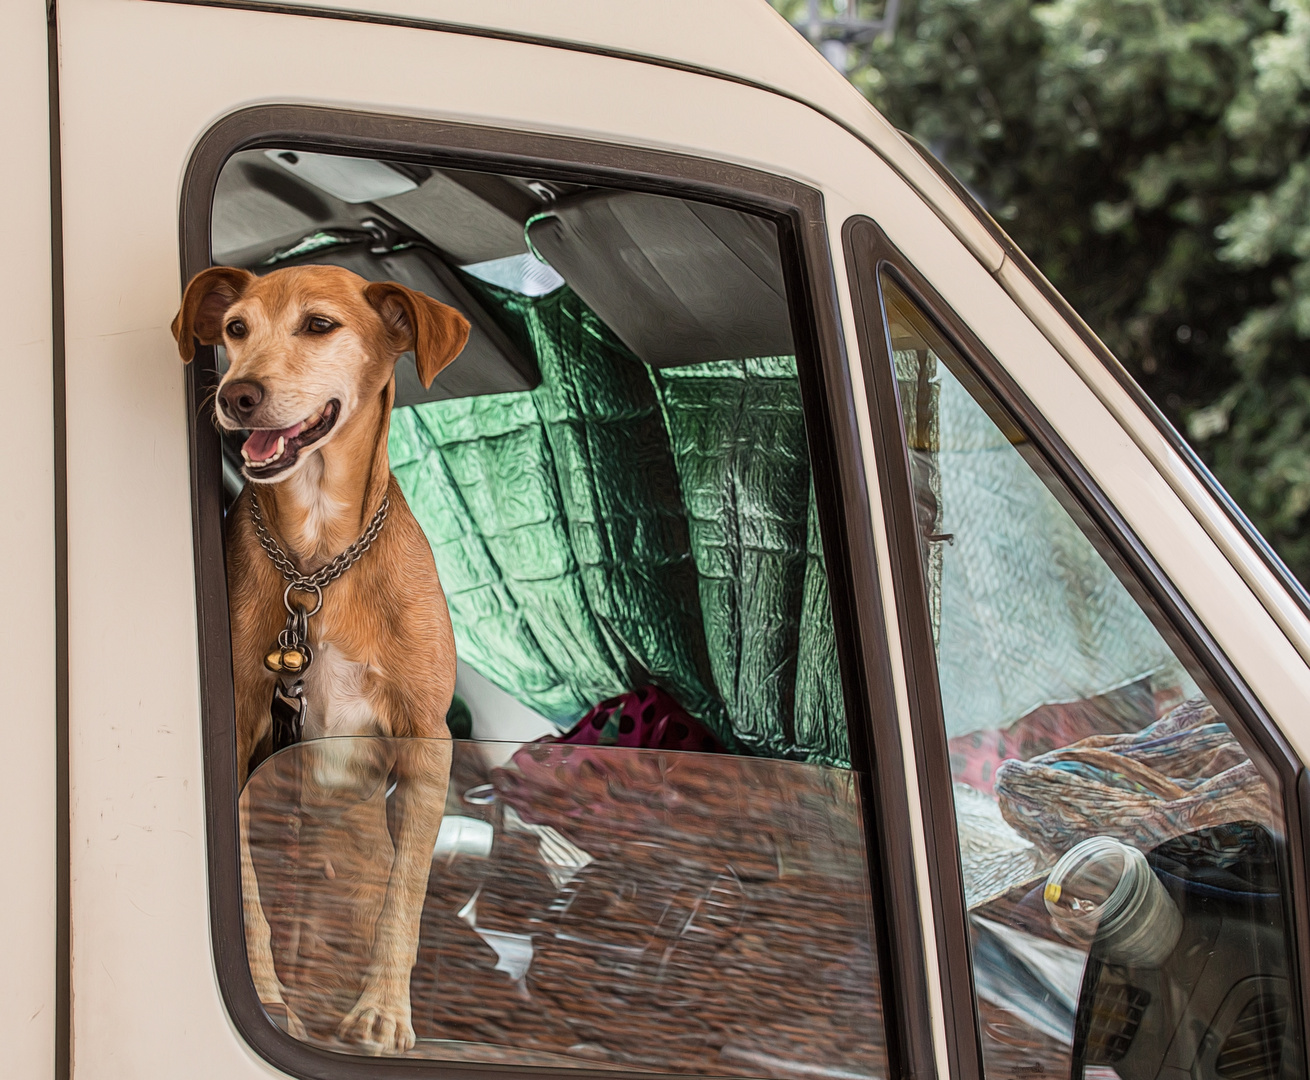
[388,279,849,765]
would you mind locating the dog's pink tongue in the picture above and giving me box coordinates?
[243,420,305,462]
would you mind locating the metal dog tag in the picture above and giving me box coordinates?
[270,681,306,753]
[265,583,319,752]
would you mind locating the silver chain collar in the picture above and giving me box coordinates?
[249,489,390,615]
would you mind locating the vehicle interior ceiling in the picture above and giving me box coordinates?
[211,148,850,765]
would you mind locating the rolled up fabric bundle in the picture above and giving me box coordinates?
[994,698,1274,858]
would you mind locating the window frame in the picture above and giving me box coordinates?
[842,213,1310,1080]
[181,105,931,1080]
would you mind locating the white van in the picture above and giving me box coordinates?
[7,2,1309,1079]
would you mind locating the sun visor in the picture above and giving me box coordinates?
[212,150,532,269]
[264,243,540,405]
[375,172,530,264]
[525,191,794,366]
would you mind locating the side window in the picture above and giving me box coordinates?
[878,274,1304,1080]
[203,147,888,1076]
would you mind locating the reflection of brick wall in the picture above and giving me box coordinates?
[245,742,888,1077]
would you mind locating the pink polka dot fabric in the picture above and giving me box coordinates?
[558,686,725,754]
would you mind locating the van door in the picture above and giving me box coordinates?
[53,2,1310,1079]
[54,2,930,1077]
[841,225,1310,1080]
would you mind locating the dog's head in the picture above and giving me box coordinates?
[171,264,470,482]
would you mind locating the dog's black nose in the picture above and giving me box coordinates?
[219,380,264,424]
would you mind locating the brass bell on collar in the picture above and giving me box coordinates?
[265,647,307,674]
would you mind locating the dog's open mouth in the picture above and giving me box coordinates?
[240,400,340,478]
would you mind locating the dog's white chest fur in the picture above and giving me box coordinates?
[303,642,380,739]
[284,457,350,550]
[299,642,384,791]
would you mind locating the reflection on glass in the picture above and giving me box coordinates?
[880,276,1303,1080]
[242,738,887,1077]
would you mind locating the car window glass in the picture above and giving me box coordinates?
[245,737,882,1072]
[880,274,1304,1080]
[208,147,888,1076]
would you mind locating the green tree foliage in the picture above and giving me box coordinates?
[775,0,1310,580]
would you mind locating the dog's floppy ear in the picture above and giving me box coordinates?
[365,282,471,388]
[170,266,254,363]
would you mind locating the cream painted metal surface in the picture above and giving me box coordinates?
[0,3,59,1079]
[211,0,1005,269]
[46,0,1310,1077]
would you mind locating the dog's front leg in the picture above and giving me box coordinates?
[338,734,451,1055]
[240,798,308,1039]
[236,686,308,1040]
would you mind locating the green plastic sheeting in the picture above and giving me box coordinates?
[651,357,848,764]
[796,489,849,766]
[388,278,848,765]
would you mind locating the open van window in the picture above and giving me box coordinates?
[203,142,890,1075]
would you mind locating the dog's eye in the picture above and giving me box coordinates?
[226,319,247,339]
[304,316,338,335]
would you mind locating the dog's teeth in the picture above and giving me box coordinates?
[273,436,286,460]
[241,446,252,463]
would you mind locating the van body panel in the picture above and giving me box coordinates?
[38,0,1310,1077]
[139,1,1310,691]
[58,2,954,1074]
[1,3,59,1079]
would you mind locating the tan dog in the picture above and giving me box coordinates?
[172,264,469,1054]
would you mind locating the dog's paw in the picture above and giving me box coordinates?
[338,983,416,1056]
